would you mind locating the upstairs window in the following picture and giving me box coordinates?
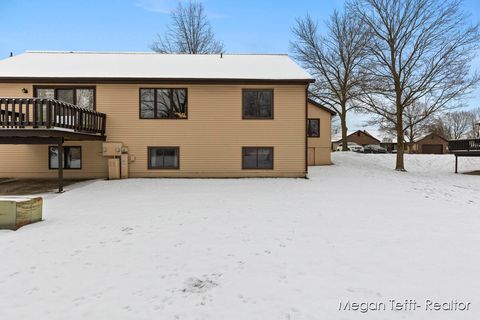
[140,89,188,119]
[307,119,320,137]
[243,89,273,119]
[35,87,95,110]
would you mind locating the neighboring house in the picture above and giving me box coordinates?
[379,139,408,153]
[379,138,397,153]
[380,133,448,154]
[331,130,380,150]
[0,51,316,188]
[307,99,336,165]
[412,133,449,154]
[378,134,407,153]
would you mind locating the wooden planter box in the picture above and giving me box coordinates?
[0,197,43,230]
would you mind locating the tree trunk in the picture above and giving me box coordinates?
[408,132,414,154]
[340,113,348,151]
[408,142,414,154]
[395,109,406,171]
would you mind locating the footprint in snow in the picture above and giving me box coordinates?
[182,274,221,294]
[121,227,134,235]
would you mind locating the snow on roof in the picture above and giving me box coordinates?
[413,132,448,143]
[0,51,314,82]
[331,130,380,143]
[331,131,350,143]
[332,130,361,143]
[370,130,398,143]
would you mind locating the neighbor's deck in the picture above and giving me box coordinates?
[449,139,480,156]
[448,138,480,173]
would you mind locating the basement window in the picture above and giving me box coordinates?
[148,147,180,169]
[307,119,320,137]
[242,147,274,169]
[49,146,82,170]
[243,89,273,119]
[140,89,188,119]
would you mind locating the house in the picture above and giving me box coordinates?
[377,133,409,153]
[383,133,448,154]
[0,51,317,190]
[379,133,448,154]
[307,99,335,165]
[331,130,380,150]
[379,138,397,153]
[412,133,449,154]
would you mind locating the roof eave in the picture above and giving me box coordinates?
[307,98,336,115]
[0,76,315,85]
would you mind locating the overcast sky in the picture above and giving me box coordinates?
[0,0,479,130]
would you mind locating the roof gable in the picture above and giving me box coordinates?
[332,130,380,143]
[356,130,380,142]
[415,133,449,143]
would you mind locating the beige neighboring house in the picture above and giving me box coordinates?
[0,51,318,190]
[307,99,335,165]
[331,130,380,150]
[412,133,449,154]
[380,133,448,154]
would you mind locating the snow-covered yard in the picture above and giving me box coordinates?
[1,153,480,320]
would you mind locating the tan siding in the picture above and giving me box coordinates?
[414,134,448,154]
[307,103,332,165]
[0,83,307,178]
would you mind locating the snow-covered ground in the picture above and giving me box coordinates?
[1,153,480,320]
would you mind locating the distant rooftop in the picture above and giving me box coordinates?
[331,130,385,143]
[0,51,314,82]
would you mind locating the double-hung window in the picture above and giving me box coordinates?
[242,89,273,119]
[307,119,320,137]
[140,89,188,119]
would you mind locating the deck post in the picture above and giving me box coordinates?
[455,155,458,174]
[57,138,64,193]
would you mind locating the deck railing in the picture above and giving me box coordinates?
[0,98,106,136]
[449,138,480,152]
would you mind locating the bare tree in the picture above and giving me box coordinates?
[368,102,433,152]
[351,0,480,170]
[427,117,451,139]
[151,1,224,54]
[291,10,369,151]
[430,109,478,139]
[403,103,432,152]
[467,107,480,138]
[446,111,472,139]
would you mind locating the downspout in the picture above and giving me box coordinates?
[305,85,308,178]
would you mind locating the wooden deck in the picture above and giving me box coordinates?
[0,98,107,192]
[0,98,106,140]
[448,138,480,173]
